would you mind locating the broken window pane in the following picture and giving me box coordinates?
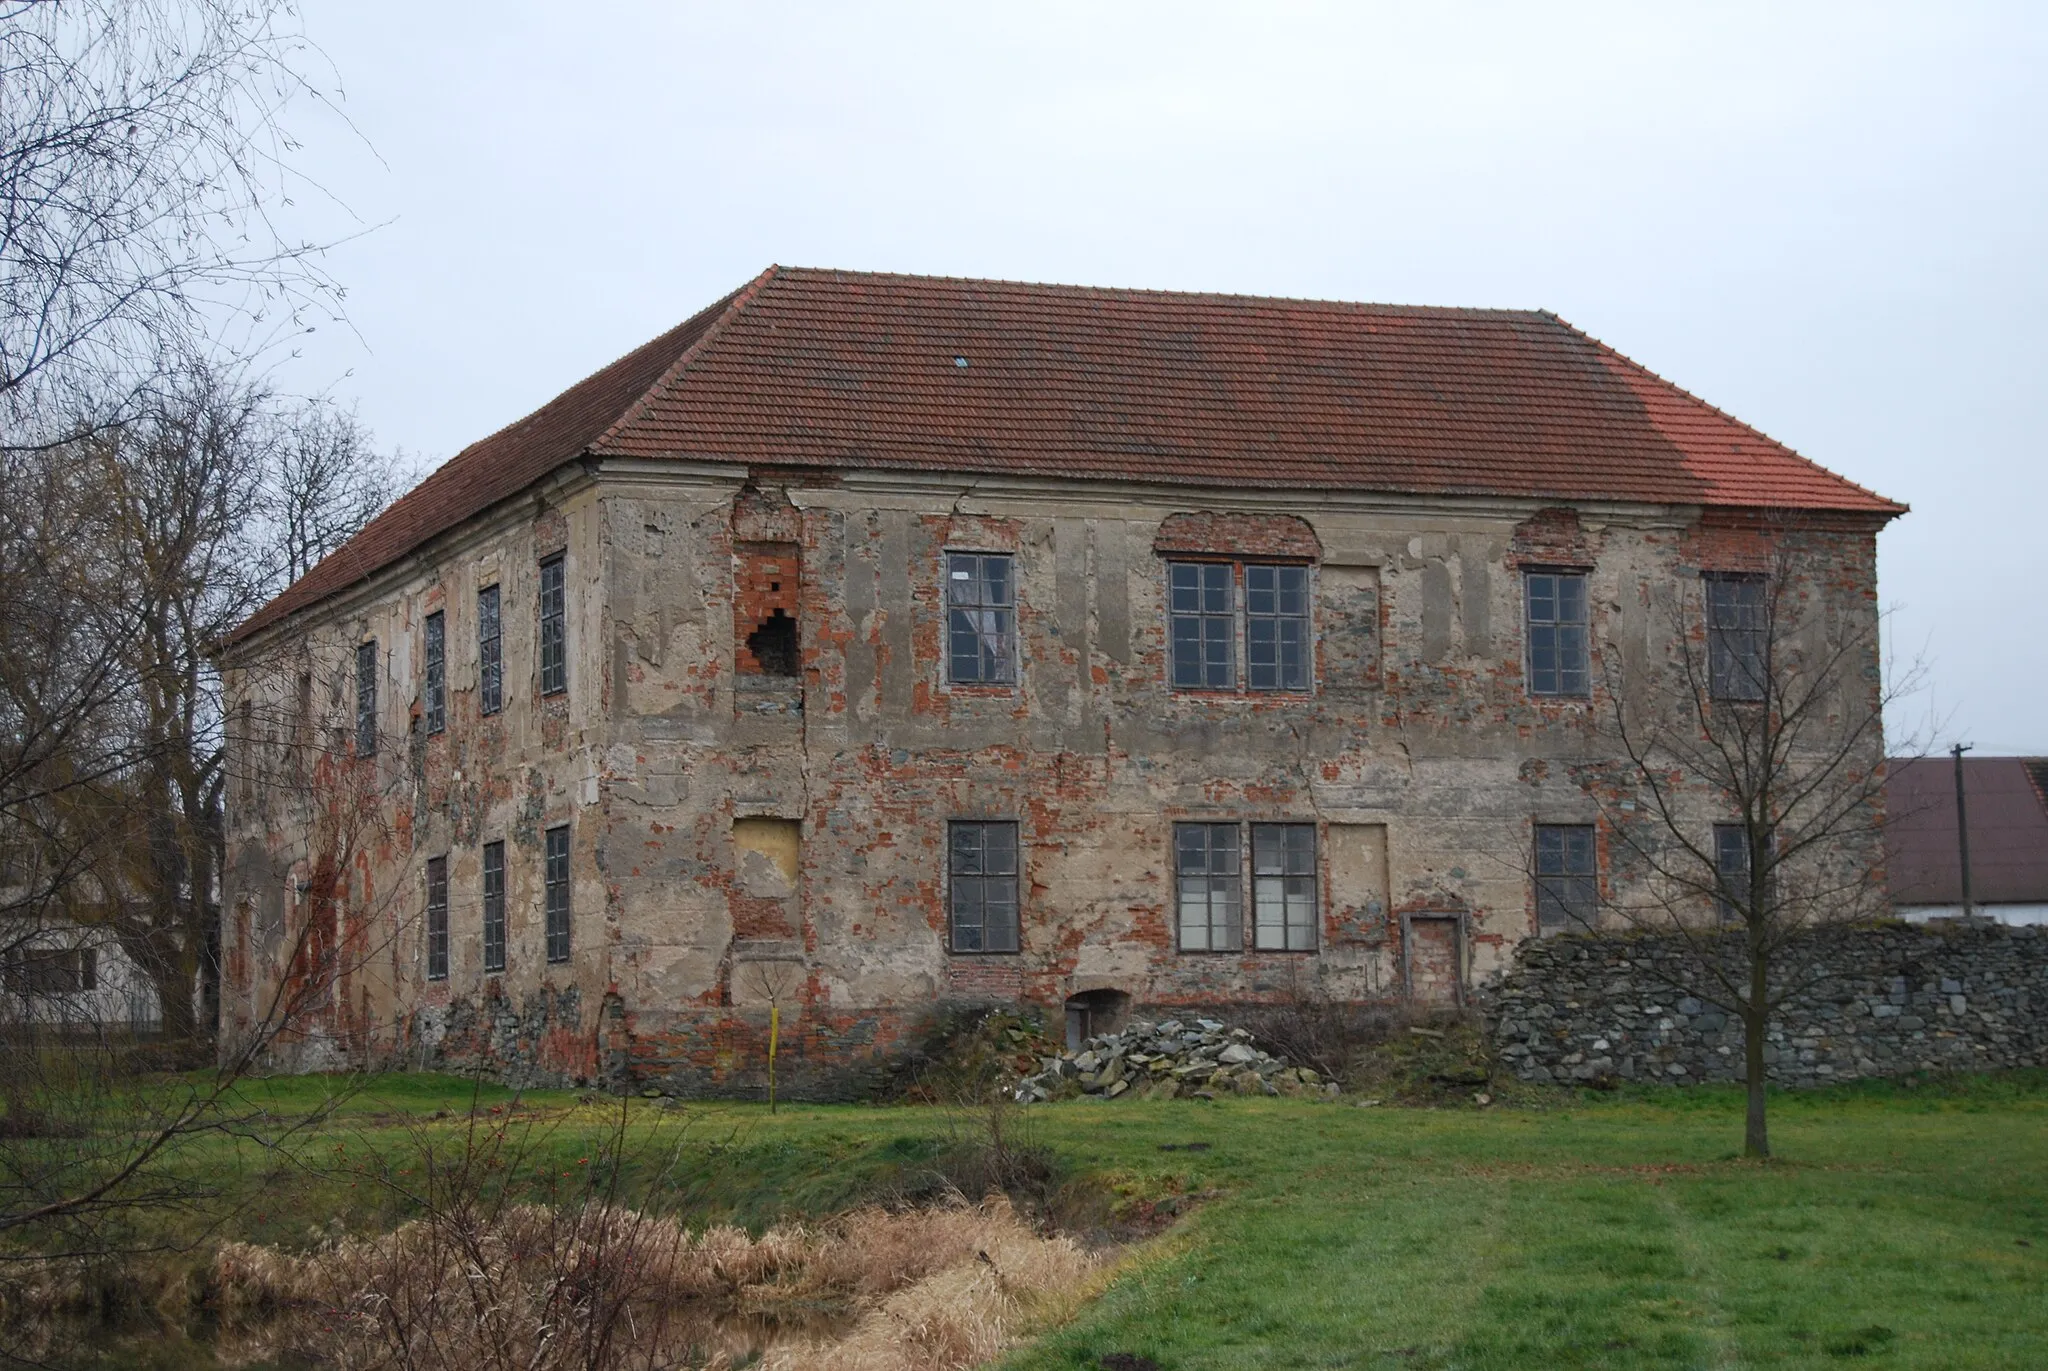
[1245,564,1310,691]
[539,554,566,697]
[1705,573,1767,702]
[948,820,1020,952]
[1252,822,1318,950]
[1175,822,1243,950]
[946,552,1015,684]
[1524,571,1589,697]
[355,640,378,757]
[482,840,506,973]
[1534,823,1597,932]
[545,825,571,963]
[425,855,448,981]
[424,611,446,734]
[1169,562,1235,690]
[478,584,503,716]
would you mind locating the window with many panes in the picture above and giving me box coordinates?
[1714,823,1750,924]
[1524,570,1589,697]
[1174,822,1318,952]
[425,855,448,980]
[1168,563,1235,689]
[1251,823,1318,950]
[947,821,1019,952]
[1245,565,1311,691]
[354,641,378,757]
[946,553,1015,684]
[1168,561,1311,692]
[1175,822,1243,950]
[2,946,97,994]
[482,840,506,973]
[544,825,571,963]
[1534,824,1596,932]
[1705,573,1767,701]
[539,555,566,697]
[478,584,503,715]
[423,611,446,734]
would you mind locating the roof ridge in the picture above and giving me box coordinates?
[591,263,782,453]
[768,264,1546,319]
[1553,314,1908,516]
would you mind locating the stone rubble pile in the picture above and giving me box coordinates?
[1012,1017,1338,1103]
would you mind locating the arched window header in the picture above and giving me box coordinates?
[1152,511,1321,561]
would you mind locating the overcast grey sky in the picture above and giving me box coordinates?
[278,1,2047,754]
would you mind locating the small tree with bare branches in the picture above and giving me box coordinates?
[1565,518,1911,1158]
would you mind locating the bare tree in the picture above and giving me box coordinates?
[0,0,351,446]
[0,609,410,1273]
[1568,518,1914,1158]
[0,363,406,1050]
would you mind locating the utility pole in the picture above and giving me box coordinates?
[1951,742,1975,919]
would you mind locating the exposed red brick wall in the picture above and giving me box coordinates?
[733,542,801,674]
[1507,507,1601,568]
[1153,511,1321,560]
[946,960,1026,1000]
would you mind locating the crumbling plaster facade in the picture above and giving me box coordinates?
[219,461,1884,1096]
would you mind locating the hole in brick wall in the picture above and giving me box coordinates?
[746,609,799,677]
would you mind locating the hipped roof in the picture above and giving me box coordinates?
[231,266,1903,645]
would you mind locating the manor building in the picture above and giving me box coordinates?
[217,268,1901,1092]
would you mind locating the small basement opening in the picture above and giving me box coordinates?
[746,609,799,677]
[1064,988,1131,1051]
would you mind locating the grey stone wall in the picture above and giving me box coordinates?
[1488,923,2047,1086]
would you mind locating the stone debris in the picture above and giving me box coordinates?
[1011,1017,1340,1103]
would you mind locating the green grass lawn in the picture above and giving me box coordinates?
[41,1071,2048,1370]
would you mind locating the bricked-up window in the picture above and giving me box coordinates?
[946,553,1016,684]
[1524,571,1589,697]
[1244,565,1310,691]
[478,585,503,715]
[425,855,448,981]
[544,825,571,962]
[354,641,378,757]
[423,611,446,734]
[1175,823,1244,950]
[1252,823,1317,950]
[482,840,507,973]
[1714,823,1750,924]
[1534,824,1597,932]
[1168,563,1235,689]
[1705,573,1767,702]
[538,554,567,697]
[948,821,1019,952]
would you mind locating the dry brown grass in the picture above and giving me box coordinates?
[759,1200,1100,1371]
[209,1194,1099,1371]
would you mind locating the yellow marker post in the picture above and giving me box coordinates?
[767,1003,780,1114]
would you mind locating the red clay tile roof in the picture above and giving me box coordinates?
[229,266,1903,645]
[1886,757,2048,906]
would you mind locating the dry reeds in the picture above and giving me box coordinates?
[209,1194,1098,1371]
